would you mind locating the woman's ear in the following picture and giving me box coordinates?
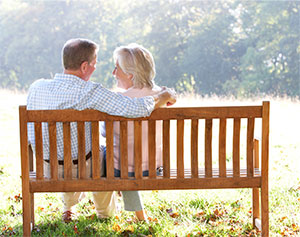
[128,73,133,80]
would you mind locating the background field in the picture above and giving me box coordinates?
[0,89,299,236]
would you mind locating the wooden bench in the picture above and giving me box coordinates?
[19,101,270,236]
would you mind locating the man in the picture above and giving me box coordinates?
[27,38,176,222]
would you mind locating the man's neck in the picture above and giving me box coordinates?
[63,69,85,80]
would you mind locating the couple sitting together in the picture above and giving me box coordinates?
[27,38,176,223]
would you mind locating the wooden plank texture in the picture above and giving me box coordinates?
[233,118,240,177]
[63,122,72,180]
[19,106,31,236]
[77,122,86,179]
[253,139,260,226]
[91,122,100,179]
[34,122,44,180]
[163,120,170,178]
[148,120,156,178]
[48,122,58,180]
[219,118,227,177]
[177,120,184,178]
[120,121,128,179]
[205,119,212,177]
[261,101,270,236]
[191,119,199,178]
[30,176,262,193]
[25,106,263,122]
[134,121,142,179]
[106,121,114,179]
[247,118,255,177]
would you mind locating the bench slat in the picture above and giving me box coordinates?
[163,120,170,178]
[134,121,143,179]
[25,106,263,122]
[30,168,261,180]
[77,122,86,179]
[30,174,262,192]
[233,118,240,177]
[48,122,58,180]
[91,121,100,179]
[106,121,114,179]
[247,118,255,177]
[219,118,226,177]
[205,119,212,177]
[148,120,156,178]
[191,119,199,178]
[63,122,72,180]
[120,121,129,179]
[34,122,44,180]
[177,120,184,178]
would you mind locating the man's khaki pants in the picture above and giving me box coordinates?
[44,155,116,218]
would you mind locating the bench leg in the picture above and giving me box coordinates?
[261,183,269,236]
[31,193,35,229]
[22,190,32,236]
[252,187,260,229]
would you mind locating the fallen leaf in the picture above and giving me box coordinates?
[112,223,121,232]
[88,199,94,205]
[280,216,287,222]
[166,208,173,214]
[87,214,96,220]
[73,224,79,234]
[147,217,158,223]
[170,212,180,218]
[195,211,205,218]
[292,223,300,232]
[125,225,134,233]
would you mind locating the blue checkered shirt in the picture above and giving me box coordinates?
[27,73,155,160]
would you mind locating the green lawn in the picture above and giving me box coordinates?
[0,90,299,236]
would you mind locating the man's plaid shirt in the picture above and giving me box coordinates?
[27,73,154,161]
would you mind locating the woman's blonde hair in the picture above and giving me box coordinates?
[113,43,156,88]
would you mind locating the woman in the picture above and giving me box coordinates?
[101,43,163,221]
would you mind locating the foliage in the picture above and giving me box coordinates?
[0,0,300,96]
[0,0,299,96]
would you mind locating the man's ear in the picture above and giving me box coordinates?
[80,61,88,73]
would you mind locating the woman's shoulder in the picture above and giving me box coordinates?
[122,86,162,98]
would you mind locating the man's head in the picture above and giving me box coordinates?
[62,38,99,81]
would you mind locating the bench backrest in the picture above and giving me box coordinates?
[19,102,269,192]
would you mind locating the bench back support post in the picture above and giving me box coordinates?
[261,101,270,236]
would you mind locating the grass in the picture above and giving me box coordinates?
[0,89,300,236]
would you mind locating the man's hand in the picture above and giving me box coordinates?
[153,87,177,109]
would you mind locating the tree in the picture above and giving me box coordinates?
[233,1,300,96]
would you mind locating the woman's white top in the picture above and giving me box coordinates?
[101,86,163,172]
